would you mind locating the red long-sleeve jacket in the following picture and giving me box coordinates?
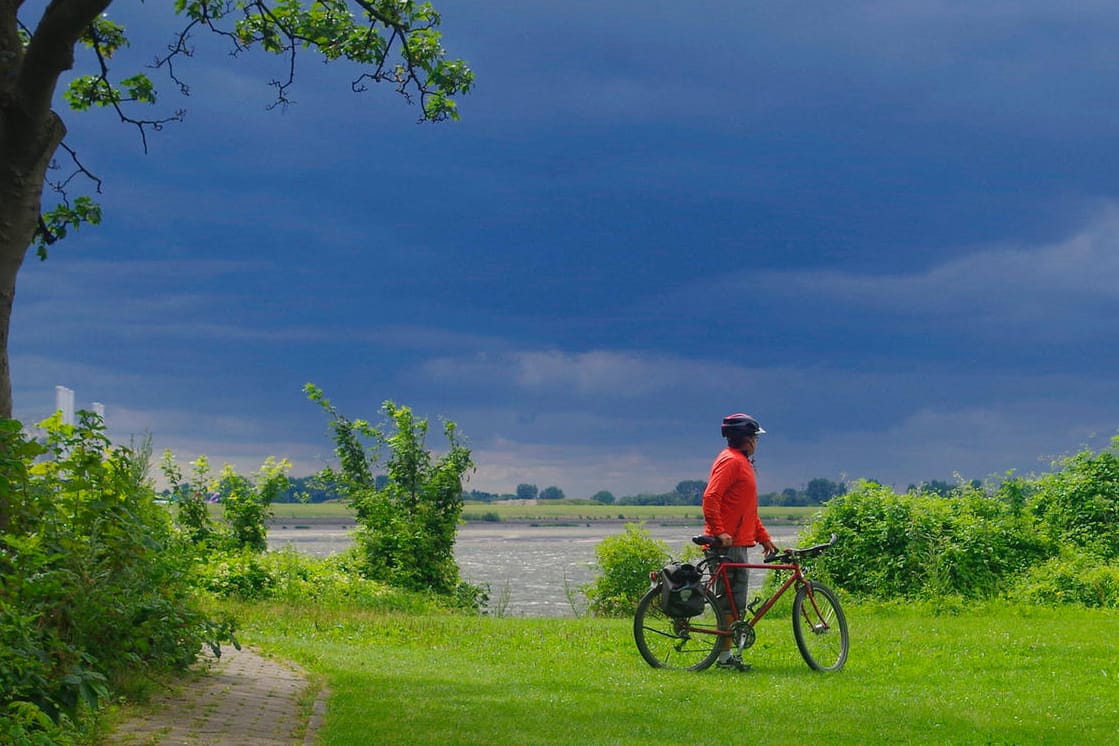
[702,448,771,546]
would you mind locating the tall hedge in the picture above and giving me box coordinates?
[801,437,1119,605]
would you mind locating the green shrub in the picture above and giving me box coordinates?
[306,386,484,608]
[197,547,475,615]
[0,414,234,737]
[160,452,217,546]
[1009,552,1119,608]
[802,481,1047,600]
[583,523,670,617]
[1030,437,1119,560]
[195,549,279,599]
[217,459,291,552]
[927,488,1050,598]
[160,453,291,553]
[0,700,87,746]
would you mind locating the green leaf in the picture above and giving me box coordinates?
[121,74,157,104]
[35,197,103,259]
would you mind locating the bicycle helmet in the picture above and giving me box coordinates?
[721,413,765,438]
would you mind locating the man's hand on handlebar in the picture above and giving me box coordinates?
[760,539,778,556]
[717,532,733,547]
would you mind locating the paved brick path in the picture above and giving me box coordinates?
[111,645,325,745]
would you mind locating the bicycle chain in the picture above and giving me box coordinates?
[732,620,756,651]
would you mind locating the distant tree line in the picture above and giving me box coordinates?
[172,474,976,507]
[162,474,387,504]
[759,477,848,506]
[596,478,851,507]
[615,480,706,506]
[456,478,850,507]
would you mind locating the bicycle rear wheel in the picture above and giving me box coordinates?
[792,580,849,671]
[633,584,725,671]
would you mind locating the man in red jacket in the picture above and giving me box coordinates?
[702,413,778,670]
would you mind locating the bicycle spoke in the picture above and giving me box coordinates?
[633,585,725,671]
[792,581,849,671]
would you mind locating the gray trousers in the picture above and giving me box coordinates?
[707,544,750,616]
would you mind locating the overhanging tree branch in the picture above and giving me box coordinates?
[33,141,102,253]
[82,21,186,152]
[3,0,473,419]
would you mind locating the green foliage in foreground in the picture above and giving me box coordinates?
[224,598,1119,745]
[0,415,234,743]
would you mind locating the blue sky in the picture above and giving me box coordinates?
[13,1,1119,498]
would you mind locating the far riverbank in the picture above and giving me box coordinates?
[266,502,815,527]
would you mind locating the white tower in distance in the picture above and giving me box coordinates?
[55,386,75,426]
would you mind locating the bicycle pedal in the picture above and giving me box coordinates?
[716,657,751,672]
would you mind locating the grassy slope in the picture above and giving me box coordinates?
[230,601,1119,745]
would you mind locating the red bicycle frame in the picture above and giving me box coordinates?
[694,556,807,637]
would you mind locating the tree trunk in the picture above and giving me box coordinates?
[2,0,111,421]
[0,110,65,421]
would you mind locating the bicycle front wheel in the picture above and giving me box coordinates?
[792,580,849,671]
[633,584,725,671]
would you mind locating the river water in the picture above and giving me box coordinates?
[267,521,801,617]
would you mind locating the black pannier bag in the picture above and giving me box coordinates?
[658,562,706,617]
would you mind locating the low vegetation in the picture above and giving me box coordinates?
[1,387,480,743]
[0,415,235,744]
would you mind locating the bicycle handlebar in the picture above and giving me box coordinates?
[692,533,838,563]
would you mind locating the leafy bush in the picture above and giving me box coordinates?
[583,523,670,617]
[160,451,216,546]
[927,490,1049,598]
[802,439,1119,605]
[306,385,484,608]
[1030,437,1119,560]
[217,459,291,552]
[0,700,87,746]
[802,481,1048,600]
[0,414,234,739]
[196,547,475,615]
[160,453,291,553]
[195,549,279,599]
[1008,552,1119,608]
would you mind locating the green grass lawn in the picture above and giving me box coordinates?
[228,600,1119,745]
